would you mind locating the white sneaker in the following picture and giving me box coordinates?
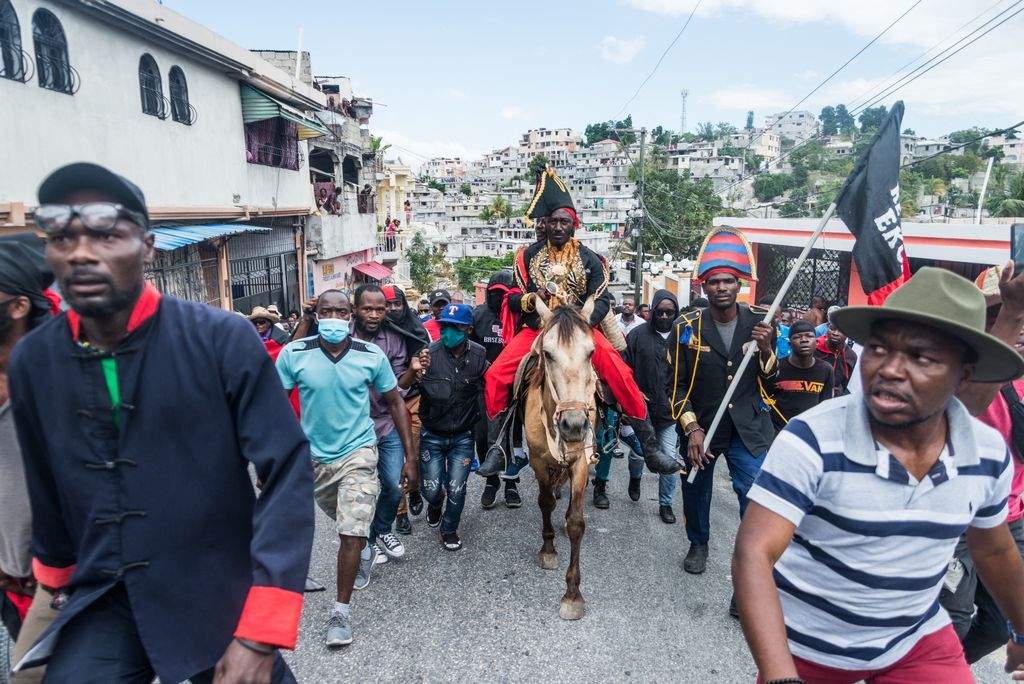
[376,532,406,559]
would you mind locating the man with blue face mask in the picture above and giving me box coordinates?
[417,303,489,551]
[276,289,415,649]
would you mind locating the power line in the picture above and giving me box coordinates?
[844,0,1011,113]
[747,0,922,153]
[613,0,703,118]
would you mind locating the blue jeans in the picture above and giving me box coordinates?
[657,426,680,507]
[681,433,765,545]
[419,428,474,534]
[370,429,405,542]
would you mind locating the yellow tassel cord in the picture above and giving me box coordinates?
[671,314,702,422]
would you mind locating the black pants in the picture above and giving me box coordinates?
[43,584,295,683]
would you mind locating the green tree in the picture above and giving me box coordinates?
[857,105,888,133]
[949,128,991,154]
[583,116,635,146]
[819,106,838,136]
[835,104,855,135]
[629,167,723,258]
[426,179,446,194]
[752,174,792,202]
[779,188,810,218]
[650,125,674,147]
[368,135,391,163]
[696,121,716,141]
[745,111,755,131]
[527,153,551,181]
[715,122,738,138]
[902,128,916,136]
[407,232,437,293]
[453,253,515,291]
[459,182,472,196]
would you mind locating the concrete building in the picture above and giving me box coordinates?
[0,0,331,313]
[728,129,782,161]
[987,134,1023,165]
[519,127,581,154]
[764,110,820,143]
[422,157,466,180]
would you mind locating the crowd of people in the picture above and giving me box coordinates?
[3,163,1024,683]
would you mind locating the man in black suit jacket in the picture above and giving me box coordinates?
[669,234,777,589]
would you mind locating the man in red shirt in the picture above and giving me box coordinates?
[422,289,449,342]
[944,263,1024,662]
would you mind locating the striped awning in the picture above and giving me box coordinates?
[352,261,393,280]
[240,84,329,140]
[151,224,270,251]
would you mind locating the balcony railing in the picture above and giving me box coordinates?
[36,54,79,94]
[0,44,32,83]
[170,97,197,125]
[376,234,405,259]
[141,85,169,119]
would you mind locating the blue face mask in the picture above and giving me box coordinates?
[318,317,350,344]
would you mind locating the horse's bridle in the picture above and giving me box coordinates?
[533,336,597,467]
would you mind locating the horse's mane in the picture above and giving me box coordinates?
[530,305,591,389]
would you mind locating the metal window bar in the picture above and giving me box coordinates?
[139,71,166,118]
[756,245,851,308]
[35,52,77,93]
[170,97,196,125]
[0,18,31,83]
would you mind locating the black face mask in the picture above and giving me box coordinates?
[386,309,403,323]
[653,316,674,333]
[486,290,504,313]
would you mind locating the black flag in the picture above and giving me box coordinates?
[834,101,910,305]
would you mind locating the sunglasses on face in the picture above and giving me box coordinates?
[654,309,675,318]
[34,203,146,236]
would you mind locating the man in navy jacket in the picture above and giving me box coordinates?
[10,163,313,683]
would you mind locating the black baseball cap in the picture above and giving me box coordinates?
[38,162,149,226]
[428,289,451,306]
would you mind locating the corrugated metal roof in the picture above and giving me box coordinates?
[240,83,329,140]
[352,261,393,280]
[151,224,271,251]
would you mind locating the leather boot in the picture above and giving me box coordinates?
[621,414,685,474]
[592,478,610,509]
[477,409,512,477]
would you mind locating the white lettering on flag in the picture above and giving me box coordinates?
[872,184,905,267]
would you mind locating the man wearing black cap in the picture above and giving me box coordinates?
[10,163,313,683]
[423,289,450,342]
[0,234,58,684]
[766,319,834,433]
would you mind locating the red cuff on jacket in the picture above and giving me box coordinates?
[234,586,304,650]
[32,558,75,588]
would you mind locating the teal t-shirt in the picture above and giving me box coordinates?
[276,336,397,463]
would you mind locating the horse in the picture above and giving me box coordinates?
[524,296,598,620]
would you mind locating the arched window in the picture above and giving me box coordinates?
[32,9,74,93]
[0,1,28,82]
[138,53,164,118]
[168,65,193,124]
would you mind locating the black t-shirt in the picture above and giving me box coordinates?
[770,357,834,431]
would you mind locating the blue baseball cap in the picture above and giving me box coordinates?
[438,303,473,326]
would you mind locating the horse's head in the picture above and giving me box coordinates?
[534,296,597,443]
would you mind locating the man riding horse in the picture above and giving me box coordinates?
[480,168,682,476]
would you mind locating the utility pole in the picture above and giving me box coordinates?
[633,127,647,304]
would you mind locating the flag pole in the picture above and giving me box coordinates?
[686,202,838,483]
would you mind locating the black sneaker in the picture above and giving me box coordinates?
[408,491,424,516]
[395,513,412,535]
[504,482,522,509]
[441,531,462,551]
[481,477,500,509]
[628,477,641,502]
[426,503,442,528]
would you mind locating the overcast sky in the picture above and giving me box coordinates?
[164,0,1023,166]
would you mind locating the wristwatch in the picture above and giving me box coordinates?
[1008,621,1024,646]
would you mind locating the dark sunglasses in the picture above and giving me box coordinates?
[35,203,147,235]
[654,309,675,318]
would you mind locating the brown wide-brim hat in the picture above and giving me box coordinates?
[831,266,1024,383]
[248,306,280,324]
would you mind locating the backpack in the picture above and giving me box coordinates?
[1000,383,1024,461]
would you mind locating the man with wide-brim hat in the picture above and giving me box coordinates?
[248,306,289,358]
[734,266,1024,683]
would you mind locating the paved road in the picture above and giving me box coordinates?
[286,458,1009,683]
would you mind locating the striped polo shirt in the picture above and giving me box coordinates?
[748,394,1012,671]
